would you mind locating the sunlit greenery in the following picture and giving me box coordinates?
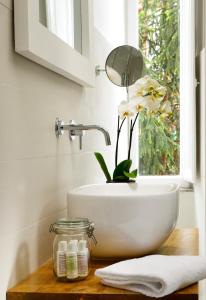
[138,0,179,175]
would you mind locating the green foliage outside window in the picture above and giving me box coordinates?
[138,0,180,175]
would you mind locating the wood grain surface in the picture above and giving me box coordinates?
[6,228,199,300]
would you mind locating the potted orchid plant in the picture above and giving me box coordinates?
[95,75,171,183]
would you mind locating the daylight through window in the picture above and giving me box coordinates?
[138,0,180,175]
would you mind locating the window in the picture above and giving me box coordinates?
[138,0,179,176]
[126,0,196,185]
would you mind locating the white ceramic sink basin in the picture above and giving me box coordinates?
[67,183,179,258]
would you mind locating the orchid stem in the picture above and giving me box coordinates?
[128,113,139,160]
[128,119,133,160]
[115,116,126,167]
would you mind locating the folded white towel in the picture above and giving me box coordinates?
[95,255,206,298]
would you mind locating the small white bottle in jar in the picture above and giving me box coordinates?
[71,239,78,251]
[77,240,89,278]
[66,240,78,279]
[56,241,67,278]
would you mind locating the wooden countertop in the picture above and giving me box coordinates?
[7,228,198,300]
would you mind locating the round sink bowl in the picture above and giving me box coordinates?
[67,183,179,259]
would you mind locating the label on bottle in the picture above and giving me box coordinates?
[56,251,67,277]
[77,253,89,277]
[67,254,78,279]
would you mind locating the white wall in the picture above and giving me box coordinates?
[94,0,126,48]
[0,1,126,299]
[176,192,196,228]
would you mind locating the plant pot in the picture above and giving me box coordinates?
[106,180,136,183]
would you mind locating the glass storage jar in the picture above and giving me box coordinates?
[49,218,96,281]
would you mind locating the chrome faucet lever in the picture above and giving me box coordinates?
[55,118,111,150]
[79,134,83,150]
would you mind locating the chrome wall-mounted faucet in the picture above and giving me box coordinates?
[55,118,111,150]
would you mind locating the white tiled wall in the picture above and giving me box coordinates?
[177,192,196,228]
[0,1,126,299]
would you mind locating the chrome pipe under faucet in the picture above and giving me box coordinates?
[55,118,111,149]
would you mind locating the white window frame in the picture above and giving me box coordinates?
[125,0,196,189]
[14,0,95,87]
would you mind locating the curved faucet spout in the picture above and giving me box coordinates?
[76,125,111,146]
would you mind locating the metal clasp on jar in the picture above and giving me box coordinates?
[87,222,97,245]
[49,223,55,233]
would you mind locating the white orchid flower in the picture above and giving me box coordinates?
[131,75,167,102]
[129,96,146,113]
[160,100,172,118]
[156,86,167,99]
[129,76,167,116]
[143,96,162,113]
[131,81,149,97]
[118,100,135,119]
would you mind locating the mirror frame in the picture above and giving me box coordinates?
[14,0,95,87]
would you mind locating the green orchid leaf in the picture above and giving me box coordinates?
[124,169,138,179]
[94,152,111,182]
[113,159,132,180]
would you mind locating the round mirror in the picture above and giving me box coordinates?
[105,45,144,87]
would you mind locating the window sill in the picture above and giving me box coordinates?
[137,175,193,191]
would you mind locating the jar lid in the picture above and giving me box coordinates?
[50,217,91,231]
[49,218,97,245]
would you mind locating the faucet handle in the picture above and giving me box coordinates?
[70,127,84,150]
[79,134,83,150]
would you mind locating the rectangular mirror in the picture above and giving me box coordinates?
[14,0,95,87]
[39,0,82,54]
